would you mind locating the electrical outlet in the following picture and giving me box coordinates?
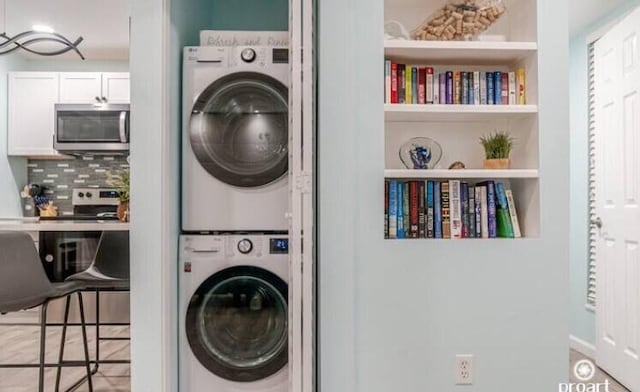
[456,354,474,385]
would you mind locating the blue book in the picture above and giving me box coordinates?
[397,182,405,239]
[446,71,453,104]
[486,72,495,105]
[461,182,469,238]
[461,71,469,105]
[468,73,474,105]
[494,72,502,105]
[475,186,482,238]
[388,180,398,239]
[434,181,442,238]
[412,67,418,104]
[426,181,435,238]
[479,181,497,238]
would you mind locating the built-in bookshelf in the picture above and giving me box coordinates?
[383,0,539,239]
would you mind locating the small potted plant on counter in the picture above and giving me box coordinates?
[480,131,514,170]
[109,170,130,222]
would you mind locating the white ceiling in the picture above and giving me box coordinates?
[569,0,627,35]
[2,0,129,60]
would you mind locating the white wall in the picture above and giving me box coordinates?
[569,0,640,349]
[319,0,569,391]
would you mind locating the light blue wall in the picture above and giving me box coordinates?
[210,0,288,31]
[319,0,569,391]
[569,0,640,348]
[0,55,27,218]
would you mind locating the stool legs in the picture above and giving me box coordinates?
[55,295,71,391]
[78,292,94,392]
[38,301,49,392]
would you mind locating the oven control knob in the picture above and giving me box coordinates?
[45,254,54,263]
[241,48,256,63]
[78,192,85,198]
[86,192,93,198]
[237,239,253,254]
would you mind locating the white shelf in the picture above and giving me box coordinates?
[384,40,537,64]
[385,104,538,122]
[384,169,539,179]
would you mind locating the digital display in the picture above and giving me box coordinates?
[99,190,120,199]
[270,238,289,254]
[272,48,289,64]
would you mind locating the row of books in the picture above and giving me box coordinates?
[383,61,527,106]
[384,179,522,240]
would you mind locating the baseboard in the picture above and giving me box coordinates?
[570,334,596,359]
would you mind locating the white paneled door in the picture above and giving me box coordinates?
[594,6,640,391]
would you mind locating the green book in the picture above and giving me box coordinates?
[495,183,515,238]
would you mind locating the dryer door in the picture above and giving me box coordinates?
[186,266,288,382]
[189,72,288,188]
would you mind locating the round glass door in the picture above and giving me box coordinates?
[189,72,288,188]
[186,266,288,382]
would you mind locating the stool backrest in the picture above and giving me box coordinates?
[93,231,130,279]
[0,231,54,313]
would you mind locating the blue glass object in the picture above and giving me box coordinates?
[399,137,443,170]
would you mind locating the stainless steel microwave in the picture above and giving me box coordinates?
[54,103,130,153]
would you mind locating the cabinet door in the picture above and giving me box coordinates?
[8,73,60,156]
[59,72,103,103]
[102,72,130,103]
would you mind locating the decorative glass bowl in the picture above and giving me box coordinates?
[399,137,443,170]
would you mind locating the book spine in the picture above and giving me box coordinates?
[501,73,509,105]
[388,180,398,239]
[480,72,487,105]
[418,67,426,105]
[427,181,435,238]
[391,62,398,104]
[439,73,446,104]
[479,186,489,238]
[403,182,410,238]
[487,72,495,105]
[446,71,454,105]
[468,184,474,238]
[398,64,405,104]
[461,71,469,105]
[418,181,426,238]
[473,71,480,105]
[485,181,497,238]
[412,67,418,104]
[406,67,413,104]
[461,182,470,238]
[468,72,474,105]
[508,71,516,105]
[434,181,442,238]
[385,60,391,104]
[454,71,461,105]
[410,181,419,238]
[450,180,462,239]
[432,71,439,104]
[517,68,526,105]
[494,71,502,105]
[505,189,522,238]
[475,186,482,238]
[397,181,404,238]
[495,182,514,238]
[385,180,389,239]
[426,67,434,104]
[441,181,451,239]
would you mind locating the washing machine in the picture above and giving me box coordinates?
[182,45,290,232]
[179,234,289,392]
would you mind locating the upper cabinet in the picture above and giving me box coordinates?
[8,72,60,157]
[59,72,130,104]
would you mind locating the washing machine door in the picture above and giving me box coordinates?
[189,72,288,188]
[186,266,288,382]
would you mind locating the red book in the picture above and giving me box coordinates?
[426,67,434,104]
[501,73,509,105]
[418,68,426,105]
[391,63,398,104]
[410,181,419,238]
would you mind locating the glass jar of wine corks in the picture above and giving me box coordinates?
[413,0,507,41]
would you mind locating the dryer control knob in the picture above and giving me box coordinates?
[237,239,253,254]
[241,48,256,63]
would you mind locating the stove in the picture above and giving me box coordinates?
[41,188,121,221]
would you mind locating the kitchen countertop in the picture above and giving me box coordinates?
[0,218,130,232]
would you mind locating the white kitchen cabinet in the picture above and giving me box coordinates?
[59,72,103,103]
[59,72,130,104]
[8,72,60,157]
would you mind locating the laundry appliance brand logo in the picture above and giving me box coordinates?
[558,359,611,392]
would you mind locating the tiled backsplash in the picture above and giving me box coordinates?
[27,156,130,216]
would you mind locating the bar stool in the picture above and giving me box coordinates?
[63,231,130,386]
[0,231,93,392]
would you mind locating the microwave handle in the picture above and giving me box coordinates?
[119,111,128,143]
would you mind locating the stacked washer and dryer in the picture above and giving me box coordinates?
[180,43,290,392]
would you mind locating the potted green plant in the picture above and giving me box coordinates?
[480,131,514,170]
[108,170,130,222]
